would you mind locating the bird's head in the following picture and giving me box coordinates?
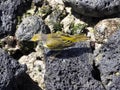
[31,34,42,42]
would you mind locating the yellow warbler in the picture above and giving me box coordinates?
[31,33,89,50]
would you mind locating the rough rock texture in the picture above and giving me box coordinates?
[47,0,64,8]
[19,50,46,90]
[45,5,67,32]
[0,0,32,38]
[33,0,43,6]
[0,48,27,90]
[63,0,120,17]
[94,18,120,43]
[95,29,120,89]
[45,42,105,90]
[15,16,50,41]
[61,14,87,34]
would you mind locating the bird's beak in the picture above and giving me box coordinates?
[31,34,41,42]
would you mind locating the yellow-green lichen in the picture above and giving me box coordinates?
[70,23,87,35]
[16,16,22,29]
[0,39,2,48]
[35,0,52,18]
[39,5,52,15]
[53,22,63,33]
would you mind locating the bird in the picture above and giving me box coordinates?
[31,33,89,50]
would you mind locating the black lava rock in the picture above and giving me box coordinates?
[0,48,27,90]
[45,42,105,90]
[95,29,120,89]
[0,0,32,38]
[63,0,120,17]
[15,16,50,41]
[108,77,120,90]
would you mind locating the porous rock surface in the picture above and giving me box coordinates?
[15,16,50,41]
[95,29,120,89]
[0,48,27,90]
[0,0,32,38]
[45,42,105,90]
[19,51,46,90]
[63,0,120,17]
[94,18,120,43]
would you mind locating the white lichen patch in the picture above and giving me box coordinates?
[19,49,45,90]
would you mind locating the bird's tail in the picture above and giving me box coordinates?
[72,33,89,42]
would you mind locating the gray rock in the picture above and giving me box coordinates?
[15,16,50,41]
[63,0,120,17]
[0,0,32,38]
[95,29,120,89]
[45,6,67,32]
[94,18,120,43]
[45,42,105,90]
[0,48,27,90]
[33,0,43,7]
[107,77,120,90]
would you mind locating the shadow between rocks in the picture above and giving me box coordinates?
[71,10,120,26]
[16,73,42,90]
[46,47,91,59]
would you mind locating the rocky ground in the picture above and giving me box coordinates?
[0,0,120,90]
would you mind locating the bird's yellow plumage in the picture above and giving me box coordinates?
[31,33,89,50]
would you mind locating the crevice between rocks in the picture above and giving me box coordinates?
[91,60,107,90]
